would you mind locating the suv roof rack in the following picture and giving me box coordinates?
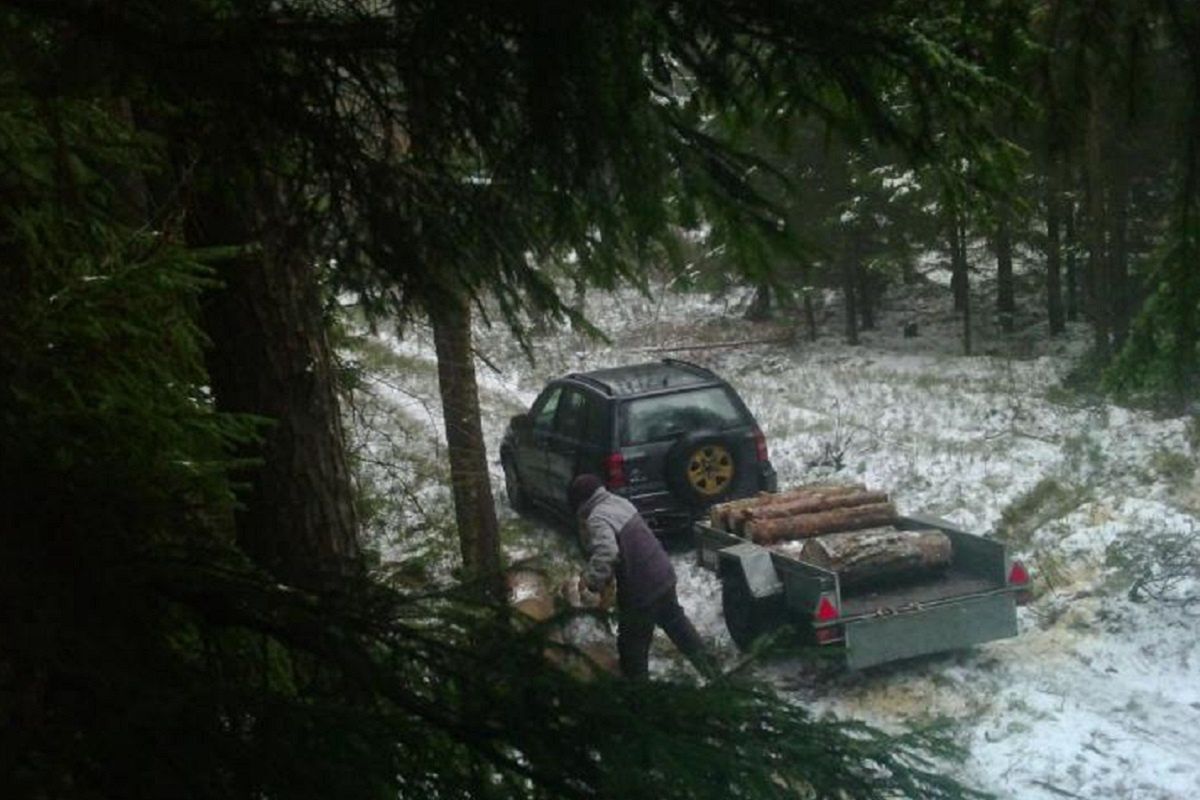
[565,372,614,396]
[660,357,718,379]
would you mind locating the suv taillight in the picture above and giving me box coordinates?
[752,429,769,462]
[604,452,627,490]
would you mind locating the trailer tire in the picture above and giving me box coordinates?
[721,572,785,652]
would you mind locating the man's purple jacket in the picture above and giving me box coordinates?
[577,487,675,609]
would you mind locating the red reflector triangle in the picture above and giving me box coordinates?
[1009,561,1030,585]
[815,596,839,621]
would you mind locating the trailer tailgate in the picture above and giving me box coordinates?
[843,590,1018,670]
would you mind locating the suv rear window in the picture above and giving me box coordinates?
[618,386,745,445]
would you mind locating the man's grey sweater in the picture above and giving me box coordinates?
[578,487,675,609]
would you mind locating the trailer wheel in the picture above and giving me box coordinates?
[721,572,784,652]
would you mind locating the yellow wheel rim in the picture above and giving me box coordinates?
[686,444,735,496]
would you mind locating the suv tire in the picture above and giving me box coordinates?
[664,430,742,510]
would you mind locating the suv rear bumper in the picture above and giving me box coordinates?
[623,460,778,533]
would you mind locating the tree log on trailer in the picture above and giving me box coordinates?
[709,484,865,530]
[739,489,890,530]
[799,527,952,589]
[745,502,898,543]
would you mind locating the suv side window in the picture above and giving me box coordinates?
[532,386,563,433]
[583,392,609,446]
[553,388,589,441]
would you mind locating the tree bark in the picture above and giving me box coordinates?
[1108,161,1131,348]
[745,502,897,544]
[949,206,974,354]
[801,263,818,342]
[1046,164,1066,336]
[429,293,504,598]
[1085,90,1111,359]
[994,210,1015,333]
[192,184,360,588]
[745,283,772,321]
[798,528,952,588]
[842,232,859,345]
[857,261,876,331]
[950,206,969,314]
[1064,191,1079,322]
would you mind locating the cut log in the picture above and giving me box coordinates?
[711,483,865,531]
[740,489,889,526]
[745,502,897,543]
[799,527,952,588]
[709,492,774,530]
[729,484,869,533]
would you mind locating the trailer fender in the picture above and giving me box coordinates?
[717,543,783,599]
[717,543,786,651]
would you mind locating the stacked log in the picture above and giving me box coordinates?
[741,489,889,530]
[799,527,952,589]
[744,501,898,543]
[709,483,866,531]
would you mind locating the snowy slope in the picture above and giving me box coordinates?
[347,279,1200,800]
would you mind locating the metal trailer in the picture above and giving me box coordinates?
[695,513,1030,670]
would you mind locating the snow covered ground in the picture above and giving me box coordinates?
[347,274,1200,800]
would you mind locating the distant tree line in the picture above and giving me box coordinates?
[708,1,1200,397]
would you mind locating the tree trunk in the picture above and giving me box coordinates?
[799,528,952,589]
[745,283,772,321]
[950,207,969,314]
[1085,92,1111,359]
[1064,191,1079,322]
[857,261,876,331]
[192,185,360,588]
[801,263,818,342]
[429,293,504,598]
[842,233,859,345]
[1109,163,1131,348]
[1046,165,1066,336]
[745,502,897,544]
[994,210,1015,333]
[955,214,973,355]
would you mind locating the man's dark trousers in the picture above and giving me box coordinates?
[617,586,712,679]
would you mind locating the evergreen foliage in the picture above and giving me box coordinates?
[0,4,1002,798]
[6,0,1200,796]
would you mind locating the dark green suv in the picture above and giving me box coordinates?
[500,359,777,531]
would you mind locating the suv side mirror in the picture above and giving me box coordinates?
[510,413,531,433]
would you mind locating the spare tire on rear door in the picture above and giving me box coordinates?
[664,430,742,510]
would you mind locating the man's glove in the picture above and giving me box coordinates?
[578,575,615,611]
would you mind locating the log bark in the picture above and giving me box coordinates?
[799,527,952,588]
[741,490,889,526]
[709,484,864,531]
[745,502,897,544]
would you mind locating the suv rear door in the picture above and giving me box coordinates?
[617,384,759,504]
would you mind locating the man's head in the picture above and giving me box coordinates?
[567,473,604,516]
